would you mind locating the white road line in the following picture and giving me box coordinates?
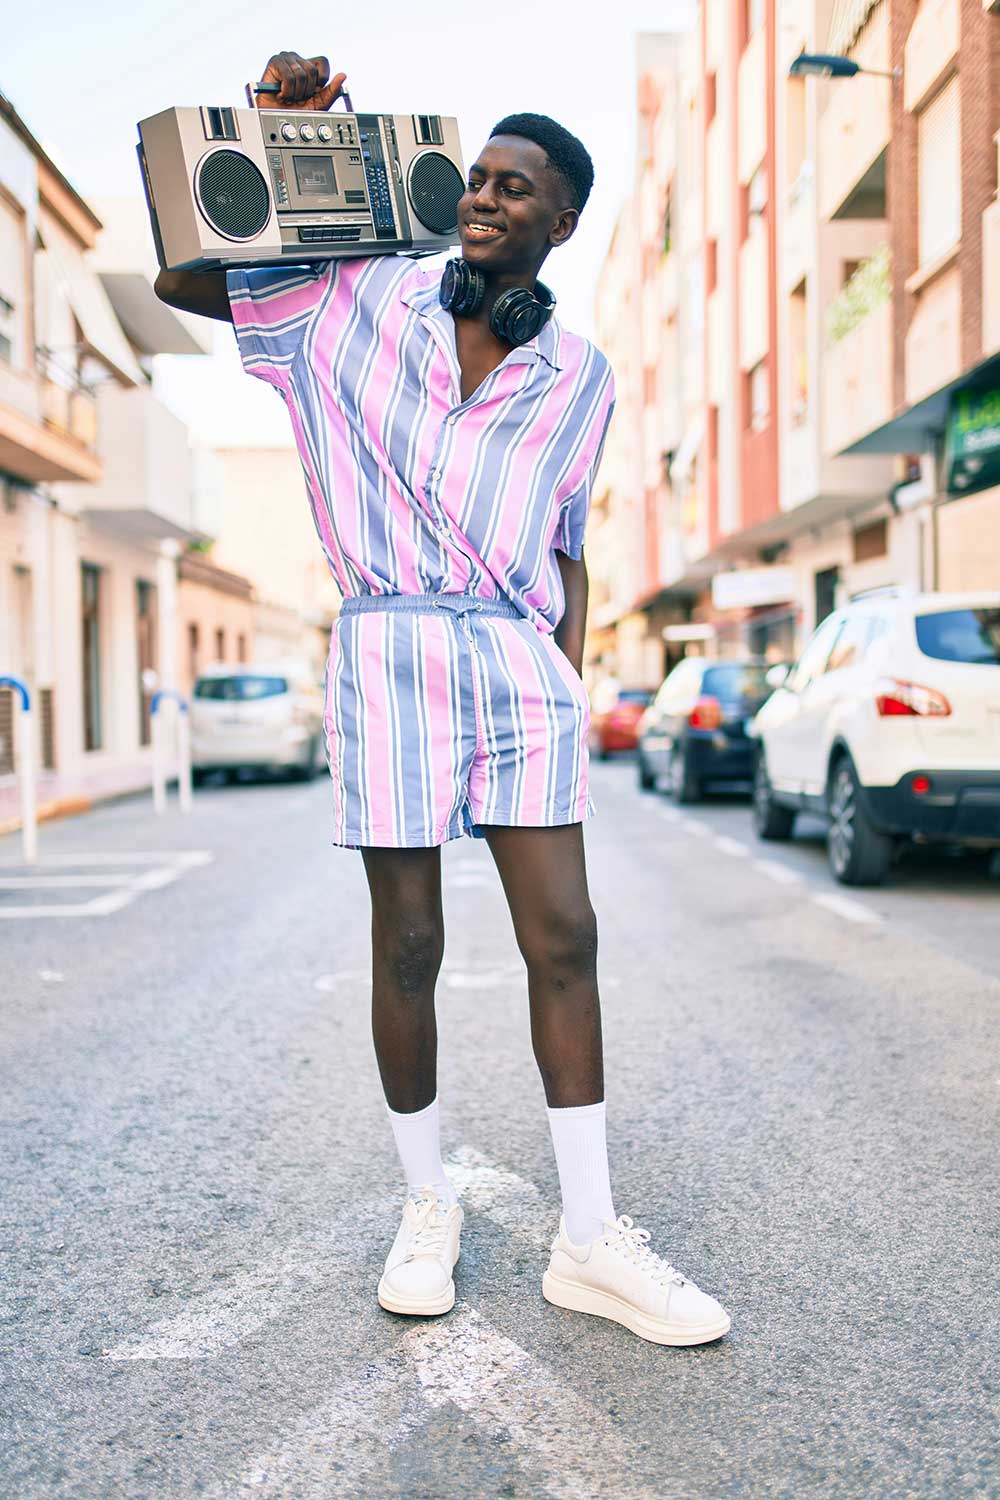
[0,874,136,889]
[102,1247,330,1360]
[811,891,882,926]
[752,858,803,885]
[0,851,215,919]
[679,818,712,837]
[406,1307,655,1500]
[445,1146,548,1244]
[712,836,751,858]
[0,850,214,867]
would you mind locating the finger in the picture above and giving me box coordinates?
[279,51,308,104]
[313,71,347,111]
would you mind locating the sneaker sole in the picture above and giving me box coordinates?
[542,1269,731,1347]
[377,1277,456,1317]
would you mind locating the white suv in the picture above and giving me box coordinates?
[751,591,1000,884]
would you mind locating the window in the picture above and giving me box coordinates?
[852,518,888,563]
[237,632,247,663]
[188,622,200,683]
[194,675,288,701]
[706,239,718,295]
[136,580,157,747]
[748,362,769,431]
[814,565,840,625]
[0,192,27,370]
[786,614,844,692]
[81,563,102,752]
[789,280,809,423]
[705,72,717,126]
[215,627,225,661]
[915,608,1000,665]
[917,76,961,267]
[826,614,877,673]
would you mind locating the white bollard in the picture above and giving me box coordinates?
[1,677,37,864]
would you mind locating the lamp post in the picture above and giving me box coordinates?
[788,52,900,81]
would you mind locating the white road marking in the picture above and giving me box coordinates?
[38,970,64,982]
[102,1246,331,1360]
[313,969,371,992]
[440,965,524,990]
[0,849,213,867]
[445,1146,548,1243]
[679,818,712,837]
[406,1307,654,1500]
[712,835,751,858]
[752,858,803,885]
[0,851,214,920]
[812,891,882,926]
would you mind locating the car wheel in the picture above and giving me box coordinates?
[668,744,700,804]
[827,758,893,886]
[752,755,795,841]
[637,752,656,792]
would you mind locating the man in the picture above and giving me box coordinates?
[156,50,730,1346]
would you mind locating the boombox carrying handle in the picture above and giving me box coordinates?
[245,81,356,112]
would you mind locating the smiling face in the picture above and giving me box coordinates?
[457,135,579,280]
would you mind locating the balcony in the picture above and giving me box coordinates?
[905,264,962,407]
[737,29,767,184]
[706,117,726,240]
[822,299,893,456]
[81,384,197,541]
[0,352,101,484]
[707,289,726,406]
[904,0,959,112]
[818,4,891,221]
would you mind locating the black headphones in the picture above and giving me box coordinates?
[439,259,556,347]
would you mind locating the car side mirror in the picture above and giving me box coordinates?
[766,663,791,690]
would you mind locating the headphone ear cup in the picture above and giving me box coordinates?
[490,286,553,346]
[440,258,485,316]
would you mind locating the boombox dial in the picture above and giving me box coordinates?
[138,105,466,270]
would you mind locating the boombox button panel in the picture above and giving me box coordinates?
[298,226,363,242]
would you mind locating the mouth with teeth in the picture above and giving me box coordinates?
[464,222,504,239]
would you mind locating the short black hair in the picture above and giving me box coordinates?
[488,113,594,213]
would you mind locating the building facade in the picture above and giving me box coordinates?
[590,0,1000,684]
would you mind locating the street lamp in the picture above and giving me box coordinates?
[788,52,900,81]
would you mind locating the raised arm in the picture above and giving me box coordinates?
[153,51,347,323]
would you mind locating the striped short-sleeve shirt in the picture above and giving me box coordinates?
[226,255,615,632]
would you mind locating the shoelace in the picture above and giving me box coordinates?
[607,1215,687,1286]
[404,1188,451,1260]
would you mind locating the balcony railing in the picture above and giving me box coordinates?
[35,347,98,448]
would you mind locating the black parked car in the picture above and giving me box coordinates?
[636,657,774,802]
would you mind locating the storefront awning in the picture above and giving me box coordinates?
[842,351,1000,456]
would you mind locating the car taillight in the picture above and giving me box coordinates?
[874,678,952,717]
[689,695,723,730]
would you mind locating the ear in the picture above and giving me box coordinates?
[549,207,579,248]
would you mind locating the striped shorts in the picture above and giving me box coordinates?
[323,593,592,849]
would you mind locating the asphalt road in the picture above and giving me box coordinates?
[2,760,998,1499]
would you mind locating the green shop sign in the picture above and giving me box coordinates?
[945,389,1000,496]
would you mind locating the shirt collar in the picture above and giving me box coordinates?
[399,265,563,371]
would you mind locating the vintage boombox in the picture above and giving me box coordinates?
[136,103,466,272]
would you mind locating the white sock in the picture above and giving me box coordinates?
[546,1100,616,1246]
[385,1096,458,1207]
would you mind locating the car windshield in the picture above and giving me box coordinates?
[194,675,288,701]
[915,608,1000,665]
[701,665,770,698]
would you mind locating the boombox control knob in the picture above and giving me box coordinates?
[299,123,315,141]
[317,124,333,142]
[280,123,297,141]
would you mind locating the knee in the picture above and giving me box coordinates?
[376,918,444,1000]
[520,906,599,990]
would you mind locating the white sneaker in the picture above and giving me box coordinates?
[377,1188,462,1317]
[543,1214,731,1346]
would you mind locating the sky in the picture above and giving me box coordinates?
[5,0,695,447]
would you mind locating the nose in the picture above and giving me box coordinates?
[471,178,499,213]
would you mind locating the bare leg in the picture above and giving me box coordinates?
[481,823,603,1107]
[361,846,444,1114]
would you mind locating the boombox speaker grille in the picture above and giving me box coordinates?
[196,150,270,240]
[408,153,464,235]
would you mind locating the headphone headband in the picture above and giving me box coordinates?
[438,259,556,347]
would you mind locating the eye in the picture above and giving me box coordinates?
[503,187,526,198]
